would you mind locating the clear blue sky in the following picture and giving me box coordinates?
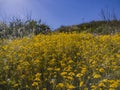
[0,0,120,29]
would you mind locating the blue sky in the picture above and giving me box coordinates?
[0,0,120,29]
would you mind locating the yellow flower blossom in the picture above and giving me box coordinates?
[1,33,120,90]
[93,74,101,79]
[99,68,105,73]
[13,83,19,87]
[61,72,67,76]
[66,83,75,89]
[98,82,106,87]
[56,83,64,88]
[80,81,84,87]
[32,82,38,86]
[35,73,41,78]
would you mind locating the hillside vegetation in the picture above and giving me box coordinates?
[0,18,120,39]
[55,20,120,34]
[0,18,51,39]
[0,33,120,90]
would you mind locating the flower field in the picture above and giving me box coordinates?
[0,33,120,90]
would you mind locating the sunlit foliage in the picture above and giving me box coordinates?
[0,33,120,90]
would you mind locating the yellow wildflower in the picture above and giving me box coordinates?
[56,83,64,88]
[13,83,19,87]
[99,68,105,72]
[93,74,101,79]
[32,82,38,86]
[80,81,84,87]
[61,72,67,76]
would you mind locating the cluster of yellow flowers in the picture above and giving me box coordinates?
[0,33,120,90]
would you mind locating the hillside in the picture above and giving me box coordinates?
[55,20,120,34]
